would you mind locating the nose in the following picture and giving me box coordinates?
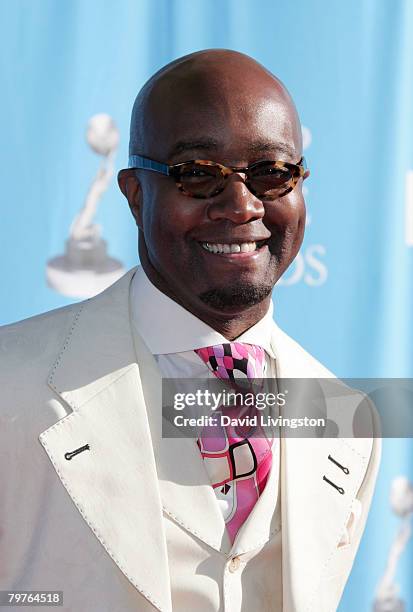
[207,173,265,223]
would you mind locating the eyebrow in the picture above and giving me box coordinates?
[167,138,297,161]
[168,139,220,158]
[249,141,296,159]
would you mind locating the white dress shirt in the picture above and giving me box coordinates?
[130,266,282,611]
[130,265,277,377]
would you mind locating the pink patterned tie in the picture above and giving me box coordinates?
[195,343,273,543]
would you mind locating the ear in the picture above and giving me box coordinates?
[118,169,143,229]
[303,169,310,180]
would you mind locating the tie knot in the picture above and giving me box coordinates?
[195,342,266,381]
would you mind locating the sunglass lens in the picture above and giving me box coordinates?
[178,163,223,197]
[249,163,293,198]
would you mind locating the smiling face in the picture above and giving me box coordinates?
[119,51,308,325]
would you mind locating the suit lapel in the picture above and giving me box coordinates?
[129,312,232,554]
[271,323,373,612]
[39,268,172,612]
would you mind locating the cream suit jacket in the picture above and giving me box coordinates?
[0,267,381,611]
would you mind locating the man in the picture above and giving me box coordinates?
[0,50,380,611]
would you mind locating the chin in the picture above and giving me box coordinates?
[198,282,273,311]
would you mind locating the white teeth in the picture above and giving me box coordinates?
[201,241,260,254]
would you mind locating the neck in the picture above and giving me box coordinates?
[192,303,271,340]
[140,257,271,340]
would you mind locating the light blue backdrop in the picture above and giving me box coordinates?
[1,1,412,609]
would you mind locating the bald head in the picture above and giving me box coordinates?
[119,49,308,336]
[129,49,302,160]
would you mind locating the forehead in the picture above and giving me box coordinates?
[142,69,301,163]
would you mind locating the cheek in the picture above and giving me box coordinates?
[140,182,205,254]
[265,190,306,237]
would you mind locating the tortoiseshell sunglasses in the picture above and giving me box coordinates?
[127,154,308,200]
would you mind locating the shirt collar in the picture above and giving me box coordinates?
[130,266,275,358]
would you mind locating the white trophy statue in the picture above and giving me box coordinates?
[46,113,125,298]
[373,476,413,612]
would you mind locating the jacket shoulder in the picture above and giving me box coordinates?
[0,267,138,378]
[0,301,86,380]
